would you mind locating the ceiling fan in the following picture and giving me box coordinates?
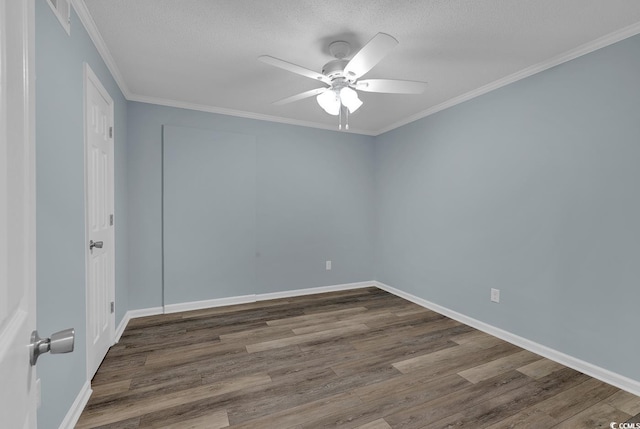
[259,33,428,130]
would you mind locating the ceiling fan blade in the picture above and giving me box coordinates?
[343,33,398,80]
[355,79,428,94]
[273,87,328,106]
[259,55,331,85]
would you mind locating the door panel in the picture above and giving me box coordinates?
[84,64,114,379]
[0,0,37,427]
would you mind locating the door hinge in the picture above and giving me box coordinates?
[109,126,113,139]
[109,214,114,226]
[110,301,115,314]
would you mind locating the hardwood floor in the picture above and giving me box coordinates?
[76,287,640,428]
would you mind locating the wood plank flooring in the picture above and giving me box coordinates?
[76,287,640,428]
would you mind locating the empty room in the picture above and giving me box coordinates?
[3,0,640,428]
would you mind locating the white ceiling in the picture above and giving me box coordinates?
[81,0,640,135]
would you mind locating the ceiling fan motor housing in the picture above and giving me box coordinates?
[328,40,351,59]
[322,59,350,81]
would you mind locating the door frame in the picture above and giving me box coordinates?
[83,62,115,380]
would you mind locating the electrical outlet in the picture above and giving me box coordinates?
[326,260,331,270]
[490,288,500,303]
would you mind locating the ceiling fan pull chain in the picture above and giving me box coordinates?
[346,107,350,130]
[339,105,342,130]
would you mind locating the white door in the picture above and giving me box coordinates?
[0,0,37,427]
[84,64,115,379]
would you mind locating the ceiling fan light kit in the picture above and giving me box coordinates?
[316,85,362,115]
[317,90,341,115]
[259,32,428,131]
[339,87,363,113]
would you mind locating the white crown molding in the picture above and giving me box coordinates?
[71,0,131,98]
[374,21,640,136]
[128,94,376,136]
[72,0,640,137]
[59,380,92,429]
[373,281,640,397]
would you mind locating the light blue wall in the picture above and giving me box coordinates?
[35,1,128,427]
[254,122,374,292]
[127,103,375,309]
[163,127,258,303]
[374,34,640,381]
[34,0,640,422]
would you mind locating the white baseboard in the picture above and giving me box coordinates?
[58,380,92,429]
[163,295,256,314]
[119,282,376,334]
[114,306,163,343]
[256,281,373,301]
[374,281,640,397]
[163,281,375,314]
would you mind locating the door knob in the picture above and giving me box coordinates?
[29,328,75,366]
[89,240,103,250]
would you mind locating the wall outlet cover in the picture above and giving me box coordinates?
[491,288,500,303]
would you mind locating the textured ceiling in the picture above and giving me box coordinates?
[81,0,640,135]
